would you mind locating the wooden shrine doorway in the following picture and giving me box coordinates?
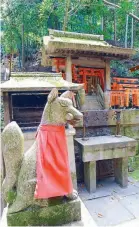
[72,66,105,94]
[53,58,105,94]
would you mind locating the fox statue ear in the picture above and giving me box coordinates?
[60,91,74,100]
[48,88,58,103]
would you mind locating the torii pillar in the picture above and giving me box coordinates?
[104,60,111,109]
[65,56,72,82]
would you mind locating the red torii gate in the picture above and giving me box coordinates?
[53,57,105,92]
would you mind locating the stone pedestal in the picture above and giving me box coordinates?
[75,135,137,192]
[66,126,77,189]
[84,161,96,193]
[7,198,81,226]
[114,157,128,187]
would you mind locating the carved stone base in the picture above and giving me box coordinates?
[7,198,81,226]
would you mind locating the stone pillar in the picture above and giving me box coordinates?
[104,60,111,109]
[66,126,77,190]
[3,92,11,126]
[65,56,72,82]
[24,131,36,152]
[1,143,6,216]
[84,161,96,193]
[114,157,128,187]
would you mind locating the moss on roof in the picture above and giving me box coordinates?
[43,36,110,49]
[1,72,83,92]
[43,30,135,58]
[49,29,104,41]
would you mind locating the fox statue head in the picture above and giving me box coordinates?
[41,88,83,126]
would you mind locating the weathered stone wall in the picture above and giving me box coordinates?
[75,109,139,152]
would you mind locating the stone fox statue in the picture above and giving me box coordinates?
[2,88,83,214]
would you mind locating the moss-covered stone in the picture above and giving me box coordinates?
[121,110,139,125]
[6,190,17,204]
[1,72,83,92]
[7,198,81,226]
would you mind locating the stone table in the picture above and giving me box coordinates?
[75,136,137,193]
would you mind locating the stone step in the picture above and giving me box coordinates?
[81,95,103,111]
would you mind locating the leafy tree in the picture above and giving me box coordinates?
[1,0,139,68]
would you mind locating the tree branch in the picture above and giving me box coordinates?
[68,0,81,15]
[103,0,139,22]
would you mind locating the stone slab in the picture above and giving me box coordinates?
[75,136,137,162]
[79,177,139,197]
[7,198,81,226]
[113,184,139,198]
[119,194,139,218]
[78,177,139,201]
[84,195,134,226]
[115,218,139,227]
[78,184,111,201]
[78,177,139,226]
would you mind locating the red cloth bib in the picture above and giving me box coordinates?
[34,125,73,199]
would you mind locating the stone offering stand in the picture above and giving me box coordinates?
[75,136,137,193]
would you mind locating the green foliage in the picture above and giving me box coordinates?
[129,169,139,181]
[1,0,139,58]
[111,51,139,78]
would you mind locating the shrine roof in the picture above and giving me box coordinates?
[1,72,83,92]
[42,29,135,60]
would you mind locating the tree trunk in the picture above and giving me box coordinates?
[131,10,134,48]
[9,53,12,76]
[63,0,70,31]
[101,16,104,32]
[103,14,107,35]
[22,14,25,70]
[125,14,128,48]
[114,10,117,42]
[9,31,12,76]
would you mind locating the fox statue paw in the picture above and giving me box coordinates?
[66,189,78,200]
